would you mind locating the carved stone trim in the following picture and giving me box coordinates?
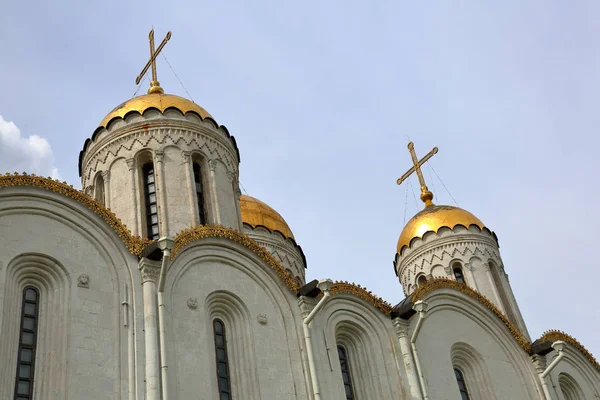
[101,170,111,182]
[139,261,161,284]
[539,330,600,371]
[187,298,198,309]
[226,171,235,183]
[154,149,165,164]
[77,274,90,288]
[181,150,192,164]
[297,296,315,319]
[126,158,135,171]
[257,314,267,325]
[208,159,217,172]
[0,174,150,255]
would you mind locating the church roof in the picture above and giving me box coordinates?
[397,204,486,254]
[240,194,295,240]
[98,92,213,130]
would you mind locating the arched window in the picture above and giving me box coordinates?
[454,368,470,400]
[453,264,466,284]
[142,163,159,240]
[337,345,355,400]
[193,162,206,225]
[559,373,585,400]
[14,287,40,399]
[95,173,105,205]
[417,275,427,287]
[213,319,232,399]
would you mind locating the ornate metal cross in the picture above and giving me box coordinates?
[135,29,172,94]
[396,142,438,207]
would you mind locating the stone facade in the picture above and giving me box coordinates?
[0,98,598,400]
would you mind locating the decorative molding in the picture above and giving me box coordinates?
[392,318,409,339]
[187,298,198,310]
[444,266,453,276]
[172,225,300,293]
[530,354,546,375]
[412,278,531,353]
[330,281,393,315]
[126,158,135,171]
[77,274,90,288]
[257,314,268,325]
[181,150,192,164]
[139,262,161,284]
[101,170,110,182]
[297,296,315,319]
[81,125,239,186]
[0,173,151,255]
[154,149,164,163]
[226,171,235,183]
[538,330,600,371]
[208,159,218,172]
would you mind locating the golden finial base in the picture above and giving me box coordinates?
[148,81,164,94]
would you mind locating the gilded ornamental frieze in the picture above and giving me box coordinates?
[0,173,150,255]
[539,330,599,372]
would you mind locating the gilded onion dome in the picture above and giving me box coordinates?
[397,204,485,253]
[98,92,213,129]
[239,195,295,240]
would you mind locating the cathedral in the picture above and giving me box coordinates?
[0,30,598,400]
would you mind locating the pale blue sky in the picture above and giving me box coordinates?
[1,1,599,357]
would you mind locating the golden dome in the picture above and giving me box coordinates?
[397,205,485,253]
[98,93,212,129]
[240,195,295,240]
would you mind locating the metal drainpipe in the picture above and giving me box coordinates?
[302,279,334,400]
[410,300,429,400]
[157,237,175,400]
[539,341,566,400]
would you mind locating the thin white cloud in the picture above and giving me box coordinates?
[0,115,59,179]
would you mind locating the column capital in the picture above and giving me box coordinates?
[530,354,547,375]
[181,150,192,164]
[444,266,453,276]
[297,296,316,320]
[154,149,165,164]
[101,170,111,181]
[226,171,235,183]
[138,258,161,284]
[392,317,410,339]
[208,159,218,172]
[126,158,136,171]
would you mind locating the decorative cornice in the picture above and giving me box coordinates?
[0,173,150,255]
[330,281,393,315]
[411,278,531,353]
[538,330,599,371]
[171,225,300,293]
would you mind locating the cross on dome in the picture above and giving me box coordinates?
[396,141,438,207]
[135,29,172,95]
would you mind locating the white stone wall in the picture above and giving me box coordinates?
[80,109,241,239]
[243,224,306,285]
[396,225,530,339]
[410,289,541,400]
[544,347,600,399]
[0,187,142,399]
[165,238,308,400]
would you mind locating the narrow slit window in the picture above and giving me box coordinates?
[213,319,232,399]
[337,345,355,400]
[193,162,206,225]
[14,287,39,400]
[453,265,466,284]
[454,368,470,400]
[143,163,159,240]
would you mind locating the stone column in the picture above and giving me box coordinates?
[463,263,479,290]
[483,263,505,313]
[139,258,161,400]
[208,160,221,225]
[181,151,198,226]
[126,158,140,237]
[154,150,169,237]
[101,170,111,209]
[393,318,422,400]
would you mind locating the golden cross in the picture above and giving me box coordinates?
[397,142,438,207]
[135,29,172,94]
